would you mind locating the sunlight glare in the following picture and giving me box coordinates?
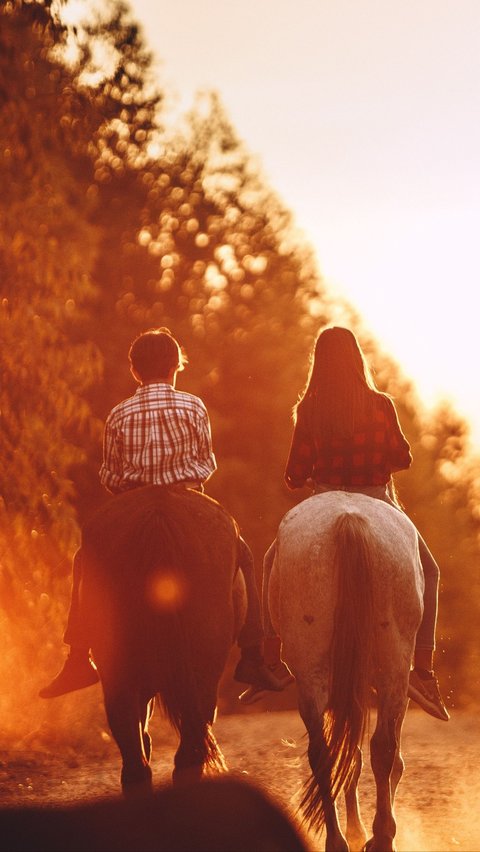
[308,208,480,448]
[146,568,187,611]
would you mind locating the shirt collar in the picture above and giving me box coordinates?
[136,381,174,393]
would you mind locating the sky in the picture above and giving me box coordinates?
[74,0,480,447]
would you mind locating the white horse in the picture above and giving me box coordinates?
[268,491,424,852]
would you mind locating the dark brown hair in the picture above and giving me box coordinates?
[295,326,386,438]
[129,328,187,382]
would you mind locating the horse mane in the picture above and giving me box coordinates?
[301,511,375,829]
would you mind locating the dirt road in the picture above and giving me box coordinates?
[1,708,478,852]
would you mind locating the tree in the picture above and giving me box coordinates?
[1,0,479,725]
[365,346,480,705]
[79,88,333,546]
[0,1,108,725]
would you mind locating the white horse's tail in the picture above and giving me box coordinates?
[301,511,375,829]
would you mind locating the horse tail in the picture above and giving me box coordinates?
[133,500,228,774]
[155,604,227,774]
[301,511,375,829]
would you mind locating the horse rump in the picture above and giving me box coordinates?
[82,485,237,667]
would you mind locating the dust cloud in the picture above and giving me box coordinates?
[1,700,479,852]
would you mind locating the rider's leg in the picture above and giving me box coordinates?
[407,534,449,720]
[351,484,449,721]
[413,533,439,660]
[261,541,294,678]
[238,541,295,704]
[262,540,276,639]
[39,549,98,699]
[233,536,286,692]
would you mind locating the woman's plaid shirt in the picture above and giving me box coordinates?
[99,383,217,493]
[285,394,412,489]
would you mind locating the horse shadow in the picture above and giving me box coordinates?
[0,776,307,851]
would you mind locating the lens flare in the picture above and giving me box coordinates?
[146,567,188,611]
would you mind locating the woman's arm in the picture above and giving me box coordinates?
[385,397,412,472]
[285,420,315,489]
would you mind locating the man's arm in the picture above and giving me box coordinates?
[195,404,217,482]
[98,415,124,493]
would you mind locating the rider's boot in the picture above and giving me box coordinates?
[408,668,450,721]
[263,635,295,685]
[236,637,295,704]
[39,647,99,698]
[233,643,285,692]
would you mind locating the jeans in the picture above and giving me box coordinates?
[236,537,265,649]
[64,548,86,647]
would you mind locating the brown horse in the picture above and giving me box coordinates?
[268,491,423,852]
[80,486,246,794]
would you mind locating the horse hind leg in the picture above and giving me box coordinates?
[390,713,406,803]
[297,682,349,852]
[173,721,215,786]
[365,708,404,852]
[104,687,153,795]
[140,695,155,764]
[344,746,368,852]
[172,687,227,786]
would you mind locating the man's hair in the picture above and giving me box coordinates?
[129,328,187,381]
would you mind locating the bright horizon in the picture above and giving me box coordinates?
[67,0,480,449]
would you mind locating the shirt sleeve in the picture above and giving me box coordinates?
[194,403,217,481]
[384,397,412,472]
[98,413,125,493]
[285,419,315,489]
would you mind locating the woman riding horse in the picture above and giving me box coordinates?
[283,325,448,721]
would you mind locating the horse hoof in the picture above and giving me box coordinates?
[363,840,395,852]
[121,764,153,796]
[172,766,204,786]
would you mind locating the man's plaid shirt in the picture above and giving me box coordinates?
[99,382,217,493]
[285,394,412,489]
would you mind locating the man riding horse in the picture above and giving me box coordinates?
[40,328,290,700]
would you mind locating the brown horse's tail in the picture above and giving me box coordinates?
[155,604,228,774]
[301,511,375,830]
[156,607,228,775]
[137,505,229,775]
[97,492,229,776]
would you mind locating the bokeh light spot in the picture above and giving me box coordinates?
[146,568,188,611]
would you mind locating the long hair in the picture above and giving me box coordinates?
[294,326,385,439]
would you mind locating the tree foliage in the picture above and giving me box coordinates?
[0,0,479,730]
[0,0,100,722]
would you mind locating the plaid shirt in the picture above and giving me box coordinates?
[285,395,412,489]
[99,383,217,493]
